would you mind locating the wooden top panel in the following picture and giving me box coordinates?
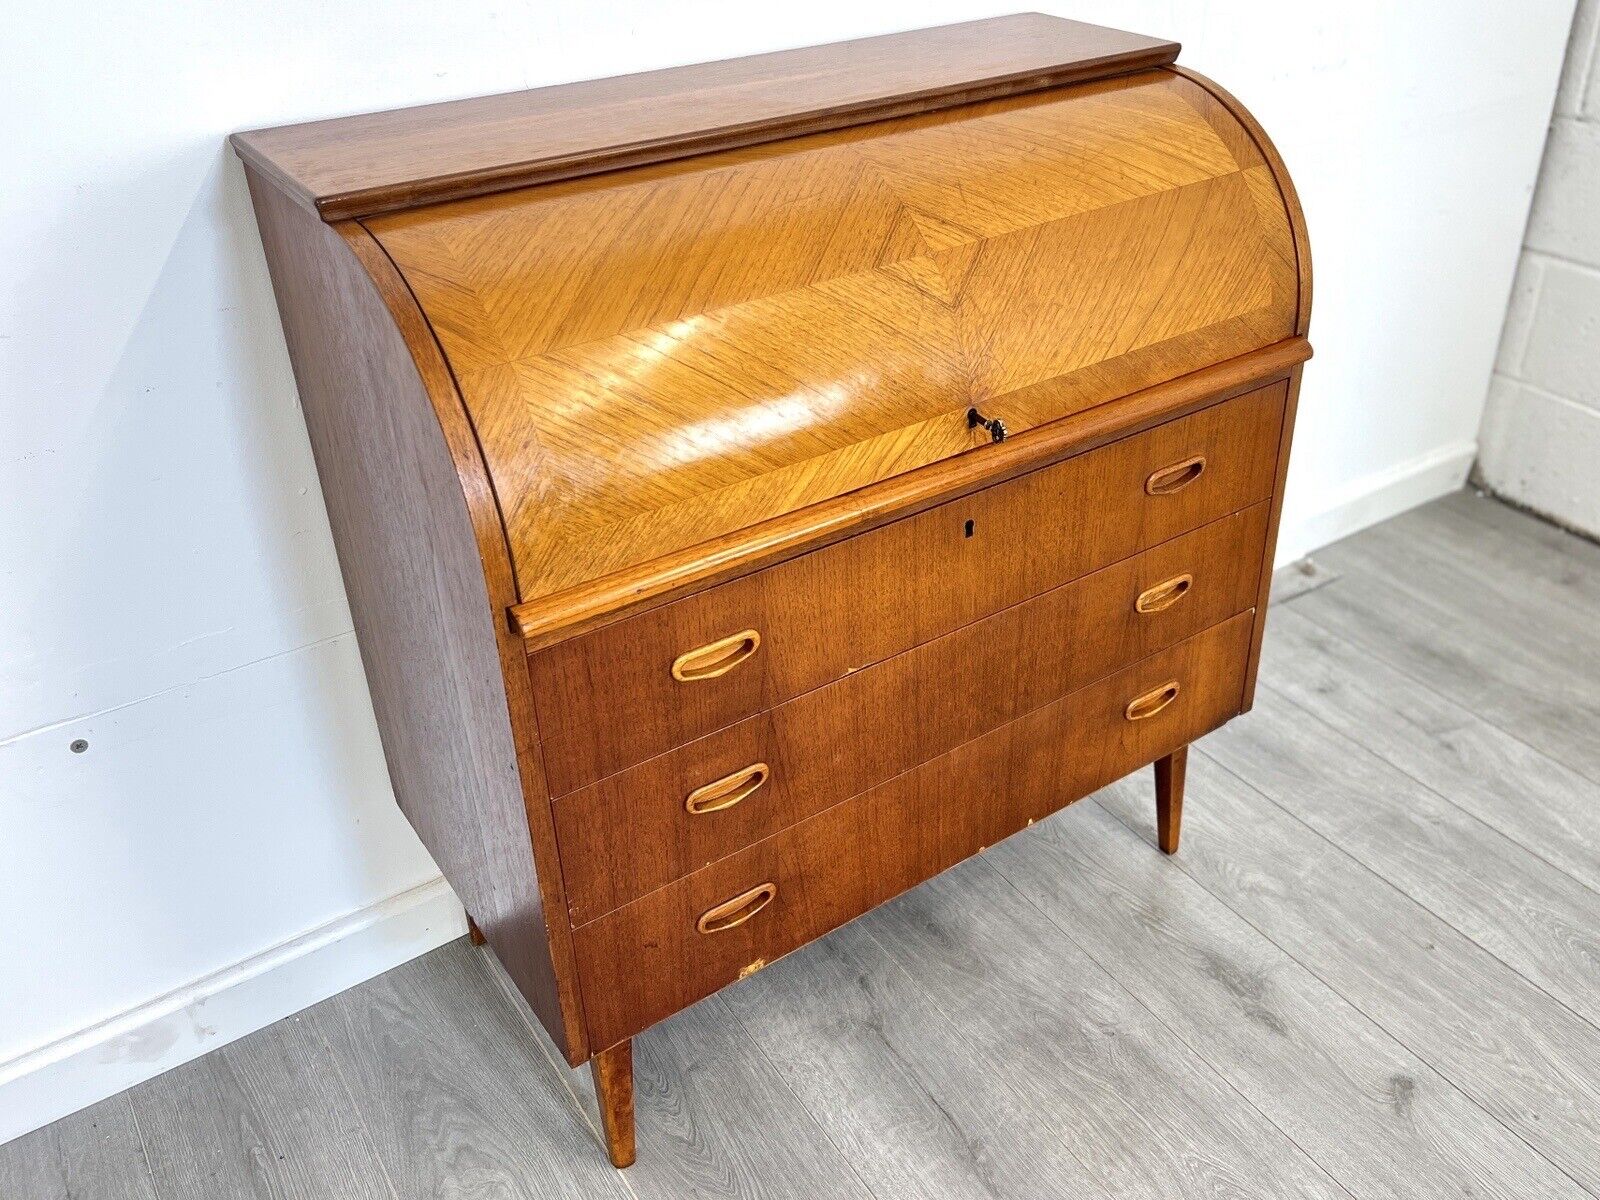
[232,15,1179,220]
[368,68,1301,605]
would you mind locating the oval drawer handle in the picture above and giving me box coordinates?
[1146,455,1207,495]
[1125,680,1181,721]
[1135,573,1194,614]
[672,629,761,682]
[697,882,778,934]
[686,762,770,815]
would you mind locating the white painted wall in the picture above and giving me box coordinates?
[0,0,1575,1143]
[1479,0,1600,537]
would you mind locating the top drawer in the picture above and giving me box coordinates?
[529,381,1287,794]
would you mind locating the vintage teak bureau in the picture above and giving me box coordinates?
[235,13,1310,1168]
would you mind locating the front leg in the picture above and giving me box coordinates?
[590,1039,636,1168]
[1154,745,1187,855]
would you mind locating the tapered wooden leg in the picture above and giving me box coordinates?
[590,1040,636,1168]
[1154,744,1187,855]
[465,914,487,946]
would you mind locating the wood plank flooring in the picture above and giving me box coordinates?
[5,490,1599,1199]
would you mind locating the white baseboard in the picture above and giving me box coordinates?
[1274,440,1478,568]
[0,875,463,1146]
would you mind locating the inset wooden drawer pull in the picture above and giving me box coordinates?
[1146,455,1207,495]
[1135,574,1194,614]
[697,882,778,934]
[1125,680,1180,721]
[671,629,761,682]
[685,763,770,815]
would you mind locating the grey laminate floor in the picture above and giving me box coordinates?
[7,489,1600,1199]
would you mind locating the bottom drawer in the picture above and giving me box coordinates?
[573,611,1254,1049]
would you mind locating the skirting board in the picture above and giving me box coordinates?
[0,875,463,1146]
[0,438,1477,1149]
[1273,440,1478,568]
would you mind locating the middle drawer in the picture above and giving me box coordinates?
[555,502,1268,924]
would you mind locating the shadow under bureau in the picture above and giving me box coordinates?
[233,13,1310,1169]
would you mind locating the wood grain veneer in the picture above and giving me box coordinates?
[1154,744,1189,854]
[573,613,1255,1051]
[556,504,1269,924]
[365,68,1298,605]
[234,14,1309,1168]
[530,383,1287,794]
[511,337,1308,649]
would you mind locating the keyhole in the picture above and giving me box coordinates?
[963,519,975,538]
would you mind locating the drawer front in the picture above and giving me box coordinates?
[556,504,1268,923]
[572,612,1254,1050]
[531,383,1285,796]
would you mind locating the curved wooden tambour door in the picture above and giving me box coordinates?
[365,67,1303,604]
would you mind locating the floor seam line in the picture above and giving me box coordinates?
[1119,758,1599,1199]
[1267,601,1600,792]
[122,1093,167,1200]
[719,994,888,1200]
[1190,742,1600,1039]
[303,1008,406,1200]
[1286,587,1600,791]
[1256,673,1600,903]
[850,906,1102,1197]
[983,850,1359,1200]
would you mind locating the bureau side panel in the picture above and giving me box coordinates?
[243,166,586,1061]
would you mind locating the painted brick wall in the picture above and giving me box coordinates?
[1480,0,1600,536]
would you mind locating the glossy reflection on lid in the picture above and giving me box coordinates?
[367,68,1300,602]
